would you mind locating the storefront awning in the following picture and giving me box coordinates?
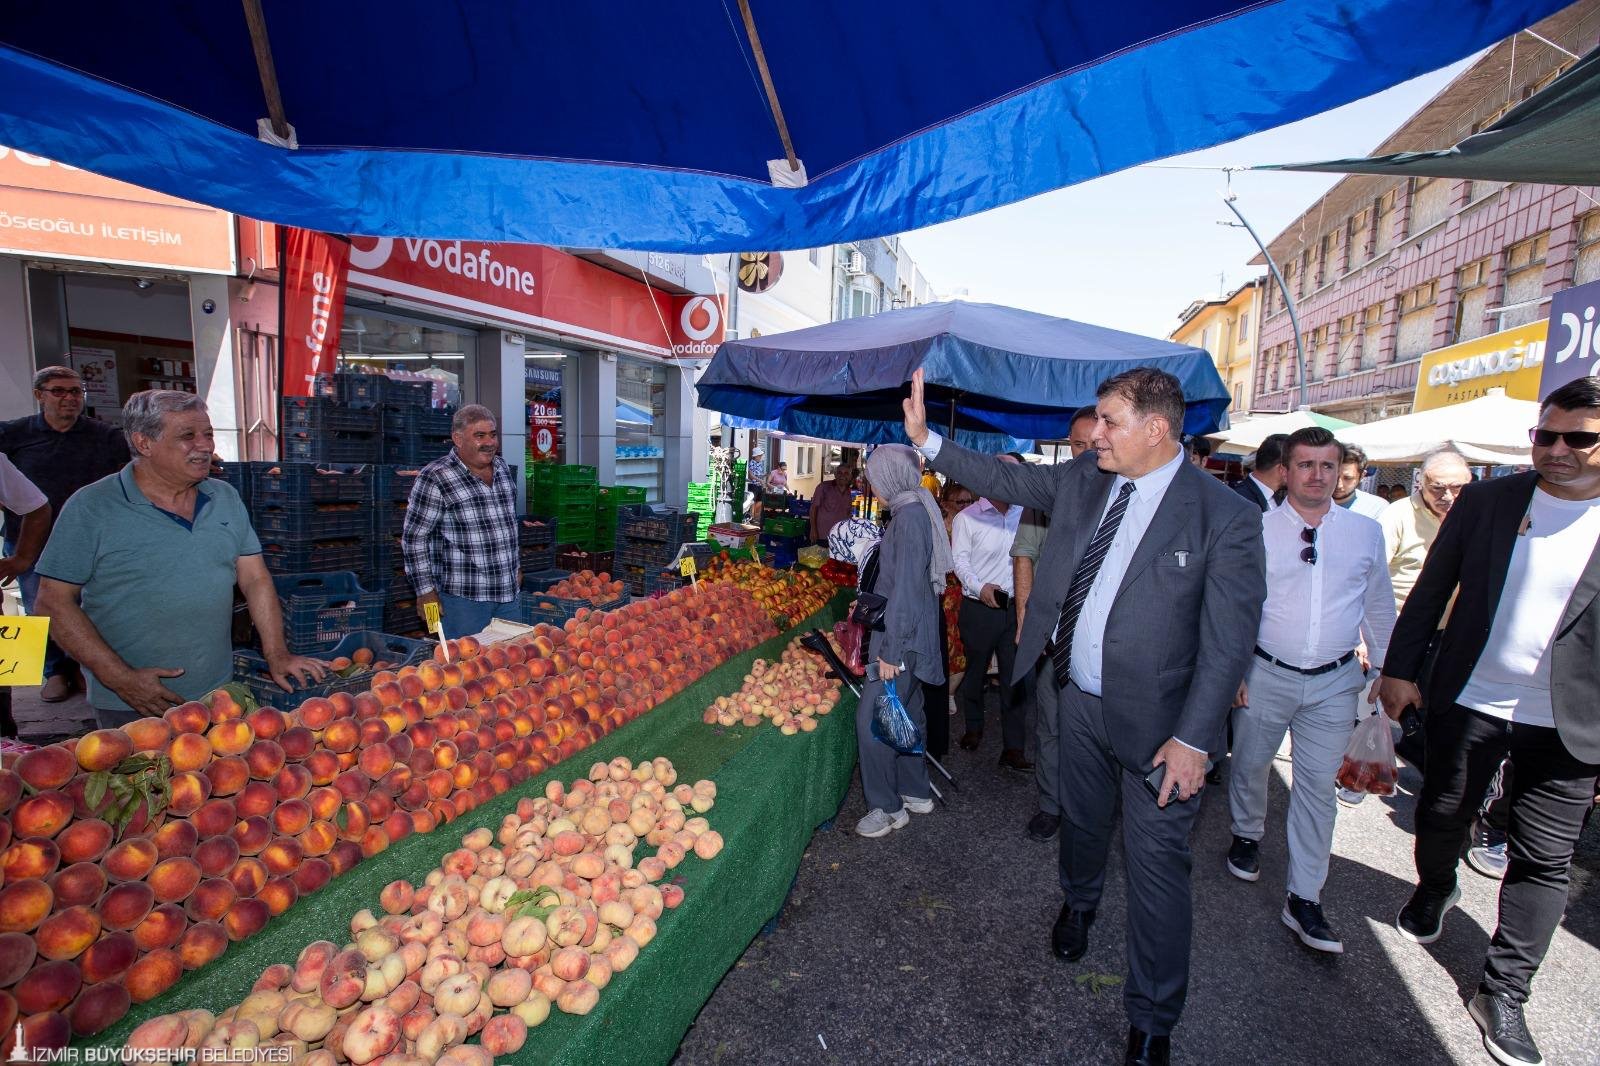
[0,0,1567,251]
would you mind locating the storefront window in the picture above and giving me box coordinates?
[616,358,666,502]
[525,354,565,465]
[337,307,474,408]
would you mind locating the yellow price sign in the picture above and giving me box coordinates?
[423,601,441,630]
[0,616,50,687]
[679,556,697,577]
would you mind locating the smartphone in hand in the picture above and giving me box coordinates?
[992,589,1010,610]
[1143,761,1216,804]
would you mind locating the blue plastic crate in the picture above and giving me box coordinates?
[215,462,252,510]
[379,434,451,466]
[312,373,380,407]
[373,501,409,538]
[283,396,380,434]
[374,465,421,502]
[766,543,798,570]
[234,630,432,710]
[519,546,555,575]
[253,503,369,540]
[382,405,454,437]
[615,504,698,545]
[519,569,628,622]
[272,571,383,654]
[250,462,373,503]
[260,538,370,578]
[518,515,558,549]
[283,432,381,464]
[616,539,678,568]
[374,377,434,407]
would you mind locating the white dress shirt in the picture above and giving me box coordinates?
[1338,488,1388,521]
[951,499,1022,599]
[1257,501,1396,670]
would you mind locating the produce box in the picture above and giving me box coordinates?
[374,464,421,502]
[282,396,380,435]
[556,546,613,574]
[518,569,628,624]
[311,371,380,407]
[259,538,371,583]
[214,461,252,510]
[596,484,647,509]
[616,504,698,545]
[372,375,433,407]
[378,432,451,466]
[762,515,808,539]
[283,430,381,465]
[273,571,383,654]
[528,461,598,486]
[518,515,559,549]
[232,630,432,709]
[252,501,370,541]
[381,404,454,437]
[250,462,373,503]
[708,523,760,549]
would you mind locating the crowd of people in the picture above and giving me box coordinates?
[830,367,1599,1066]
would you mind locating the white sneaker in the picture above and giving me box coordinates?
[1336,787,1367,808]
[902,795,934,815]
[856,808,910,838]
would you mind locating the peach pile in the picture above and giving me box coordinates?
[125,757,723,1063]
[1,582,773,1055]
[700,556,834,624]
[536,570,626,606]
[702,638,840,734]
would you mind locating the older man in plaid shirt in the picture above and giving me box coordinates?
[402,404,521,639]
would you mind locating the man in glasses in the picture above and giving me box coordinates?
[1224,426,1394,955]
[1376,377,1600,1066]
[0,366,130,702]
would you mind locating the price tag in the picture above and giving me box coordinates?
[0,616,50,687]
[423,601,450,661]
[678,556,697,577]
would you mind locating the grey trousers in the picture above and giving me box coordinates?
[1057,680,1202,1036]
[1035,661,1061,815]
[1228,656,1364,902]
[856,665,931,814]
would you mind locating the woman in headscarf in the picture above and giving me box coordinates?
[853,444,953,838]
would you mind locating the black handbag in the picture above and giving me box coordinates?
[852,548,887,631]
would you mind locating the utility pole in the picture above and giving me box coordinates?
[1219,173,1308,410]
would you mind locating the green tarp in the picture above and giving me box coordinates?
[87,594,857,1065]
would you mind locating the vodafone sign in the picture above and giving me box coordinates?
[339,233,717,358]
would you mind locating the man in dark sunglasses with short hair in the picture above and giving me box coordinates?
[1377,376,1600,1066]
[0,364,131,702]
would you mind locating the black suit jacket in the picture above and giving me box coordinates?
[928,440,1266,769]
[1232,477,1270,512]
[1385,471,1600,764]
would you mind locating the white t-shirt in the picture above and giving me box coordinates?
[0,454,48,517]
[1458,488,1600,727]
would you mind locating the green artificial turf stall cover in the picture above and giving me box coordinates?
[86,592,857,1065]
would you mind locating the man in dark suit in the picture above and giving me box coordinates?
[904,368,1265,1066]
[1233,433,1288,512]
[1376,377,1600,1066]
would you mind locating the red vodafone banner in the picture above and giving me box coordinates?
[280,228,350,396]
[670,294,725,357]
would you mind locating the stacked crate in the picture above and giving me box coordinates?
[249,462,376,584]
[530,462,598,551]
[372,465,422,636]
[280,396,380,464]
[379,380,453,466]
[614,504,699,595]
[687,481,713,539]
[272,572,383,654]
[595,485,645,550]
[760,514,809,569]
[518,515,559,575]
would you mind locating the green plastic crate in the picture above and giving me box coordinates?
[528,462,598,486]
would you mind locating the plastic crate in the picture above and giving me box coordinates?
[214,462,251,510]
[250,462,373,503]
[373,376,433,407]
[374,465,421,502]
[284,431,381,464]
[283,396,381,435]
[253,503,370,541]
[519,546,555,574]
[520,569,627,620]
[766,543,798,569]
[529,462,598,487]
[762,515,808,539]
[312,372,380,407]
[382,404,454,437]
[788,498,812,517]
[619,564,682,596]
[260,539,369,578]
[234,630,432,710]
[373,501,409,538]
[518,516,558,548]
[760,492,791,515]
[616,505,698,545]
[616,539,680,568]
[380,434,451,466]
[596,485,647,510]
[272,571,383,654]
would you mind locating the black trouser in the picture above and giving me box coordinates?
[1415,705,1600,1002]
[956,598,1024,750]
[1396,629,1444,769]
[921,597,951,759]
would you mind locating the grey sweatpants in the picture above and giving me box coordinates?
[857,663,931,814]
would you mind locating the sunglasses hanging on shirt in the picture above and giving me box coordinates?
[1300,526,1317,565]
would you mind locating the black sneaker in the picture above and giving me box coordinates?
[1469,991,1544,1066]
[1395,883,1461,945]
[1282,893,1344,953]
[1025,811,1061,841]
[1226,835,1260,882]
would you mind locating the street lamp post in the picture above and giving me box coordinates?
[1221,187,1308,411]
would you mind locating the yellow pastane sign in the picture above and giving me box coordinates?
[1413,321,1547,411]
[0,615,50,687]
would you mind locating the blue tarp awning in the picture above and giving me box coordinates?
[696,301,1229,450]
[0,0,1567,251]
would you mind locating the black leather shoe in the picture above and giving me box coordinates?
[1051,903,1094,961]
[1226,835,1260,882]
[1469,990,1544,1065]
[1025,811,1060,841]
[958,730,982,751]
[1396,883,1461,945]
[1124,1027,1170,1066]
[1282,893,1343,953]
[998,748,1034,773]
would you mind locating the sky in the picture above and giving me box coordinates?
[899,57,1479,340]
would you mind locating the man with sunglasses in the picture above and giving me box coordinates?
[0,366,130,702]
[1224,426,1394,955]
[1376,377,1600,1066]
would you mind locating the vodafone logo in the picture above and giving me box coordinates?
[348,236,393,270]
[680,296,721,341]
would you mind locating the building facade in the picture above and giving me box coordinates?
[1170,277,1264,416]
[1251,1,1600,421]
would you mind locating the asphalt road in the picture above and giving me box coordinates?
[675,694,1600,1066]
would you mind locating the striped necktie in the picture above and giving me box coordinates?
[1050,482,1135,688]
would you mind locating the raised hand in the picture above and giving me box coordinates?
[902,368,929,446]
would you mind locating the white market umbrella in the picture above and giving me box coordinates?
[1207,407,1354,456]
[1336,388,1538,465]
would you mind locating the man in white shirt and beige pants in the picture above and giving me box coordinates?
[1225,426,1396,955]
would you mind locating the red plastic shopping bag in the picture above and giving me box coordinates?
[1336,712,1400,797]
[832,620,867,676]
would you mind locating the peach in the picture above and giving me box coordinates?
[148,856,202,903]
[17,1010,71,1055]
[501,916,547,957]
[222,897,269,941]
[36,905,99,961]
[74,729,134,773]
[304,750,340,786]
[291,940,338,994]
[206,719,254,757]
[278,726,315,762]
[297,696,337,730]
[340,801,371,842]
[234,779,278,820]
[189,797,237,839]
[282,999,338,1043]
[14,792,73,839]
[177,921,228,969]
[80,930,138,984]
[0,776,16,820]
[298,820,336,857]
[2,837,59,881]
[334,768,371,802]
[322,717,359,754]
[0,878,52,932]
[511,990,551,1029]
[485,968,531,1008]
[330,839,366,876]
[243,739,286,781]
[227,857,267,896]
[46,862,103,913]
[555,979,598,1015]
[132,904,189,952]
[320,948,367,1009]
[379,880,415,915]
[103,882,163,936]
[271,798,312,836]
[260,836,304,876]
[356,926,398,964]
[127,1012,191,1052]
[549,946,589,982]
[437,1046,492,1066]
[167,732,213,773]
[193,835,240,878]
[465,910,505,948]
[230,815,272,855]
[341,1004,400,1065]
[626,915,657,948]
[68,980,131,1037]
[246,705,288,741]
[103,837,157,883]
[164,701,210,734]
[0,931,34,986]
[15,746,76,791]
[358,744,395,780]
[416,1012,467,1061]
[123,717,173,753]
[258,876,298,916]
[290,857,331,896]
[14,958,81,1015]
[603,934,639,974]
[146,822,194,863]
[126,949,183,1003]
[167,771,212,816]
[432,973,481,1017]
[203,755,250,796]
[184,878,237,923]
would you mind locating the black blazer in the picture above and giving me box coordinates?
[1385,471,1600,764]
[1232,477,1270,512]
[929,440,1266,769]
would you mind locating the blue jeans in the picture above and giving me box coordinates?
[435,592,518,640]
[3,539,71,679]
